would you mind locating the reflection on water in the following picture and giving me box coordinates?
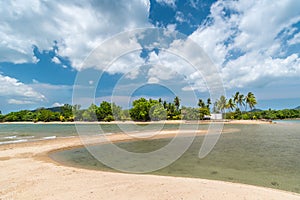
[50,124,300,193]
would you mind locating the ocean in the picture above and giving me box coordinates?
[0,123,206,145]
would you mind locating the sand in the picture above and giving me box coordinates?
[1,129,299,200]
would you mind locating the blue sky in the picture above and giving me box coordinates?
[1,0,300,113]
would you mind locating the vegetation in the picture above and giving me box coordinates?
[0,92,299,122]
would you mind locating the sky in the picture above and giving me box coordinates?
[1,0,300,113]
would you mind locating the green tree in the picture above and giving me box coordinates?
[237,94,245,111]
[96,101,113,121]
[73,105,83,121]
[233,92,240,105]
[36,109,58,122]
[111,103,122,121]
[167,102,177,119]
[163,101,167,109]
[130,98,152,121]
[207,98,211,109]
[245,92,257,111]
[61,104,74,121]
[198,98,210,119]
[198,99,205,108]
[122,109,131,121]
[82,104,98,121]
[217,95,227,113]
[149,104,167,121]
[174,96,180,111]
[199,107,210,120]
[181,107,200,120]
[226,98,236,111]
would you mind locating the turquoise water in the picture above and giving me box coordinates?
[0,124,77,144]
[274,119,300,124]
[50,124,300,193]
[0,123,207,145]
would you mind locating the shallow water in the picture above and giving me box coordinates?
[274,119,300,124]
[0,124,77,144]
[50,124,300,193]
[0,123,207,144]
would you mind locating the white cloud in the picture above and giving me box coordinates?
[0,74,46,104]
[52,102,64,107]
[8,99,35,105]
[175,11,185,23]
[223,53,300,88]
[147,51,181,82]
[81,31,145,73]
[51,56,61,64]
[156,0,176,9]
[105,51,145,79]
[288,32,300,45]
[189,0,300,90]
[0,0,151,69]
[148,77,160,84]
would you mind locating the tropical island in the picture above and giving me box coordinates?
[1,91,299,123]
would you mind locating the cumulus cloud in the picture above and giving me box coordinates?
[0,74,46,104]
[0,0,151,69]
[190,0,300,90]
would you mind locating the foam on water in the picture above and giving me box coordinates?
[0,139,28,145]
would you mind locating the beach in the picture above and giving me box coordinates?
[1,127,300,200]
[0,119,273,125]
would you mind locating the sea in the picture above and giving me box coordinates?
[0,123,205,145]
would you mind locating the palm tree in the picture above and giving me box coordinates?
[245,92,257,111]
[207,98,211,109]
[226,98,236,111]
[237,94,245,111]
[233,92,240,105]
[198,99,205,108]
[217,95,227,113]
[174,96,180,111]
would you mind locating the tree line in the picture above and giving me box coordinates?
[0,92,299,122]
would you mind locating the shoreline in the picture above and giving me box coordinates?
[0,119,273,125]
[1,131,300,199]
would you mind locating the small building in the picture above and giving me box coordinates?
[210,113,223,120]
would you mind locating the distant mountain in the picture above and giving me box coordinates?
[249,108,263,112]
[294,106,300,110]
[32,106,62,113]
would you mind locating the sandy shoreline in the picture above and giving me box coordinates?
[1,130,299,200]
[0,119,273,125]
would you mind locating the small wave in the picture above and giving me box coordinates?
[0,139,28,145]
[4,135,17,139]
[20,136,35,139]
[43,136,57,140]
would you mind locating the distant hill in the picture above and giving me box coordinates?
[32,106,62,113]
[249,108,263,112]
[295,106,300,110]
